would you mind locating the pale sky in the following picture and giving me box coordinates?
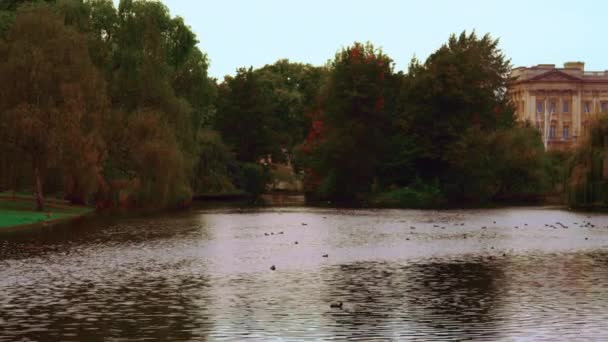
[117,0,603,79]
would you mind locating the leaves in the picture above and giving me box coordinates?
[0,5,107,208]
[301,42,395,202]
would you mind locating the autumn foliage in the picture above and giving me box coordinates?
[0,1,212,210]
[0,3,557,210]
[298,42,394,201]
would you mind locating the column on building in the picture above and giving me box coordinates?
[593,91,599,113]
[529,93,536,127]
[557,95,563,140]
[573,90,581,138]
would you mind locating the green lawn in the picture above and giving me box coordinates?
[0,197,92,229]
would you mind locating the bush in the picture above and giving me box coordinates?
[238,163,270,198]
[443,126,549,204]
[193,130,239,194]
[371,180,444,208]
[567,115,608,208]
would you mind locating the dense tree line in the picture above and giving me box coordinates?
[0,1,565,210]
[299,34,552,206]
[567,115,608,208]
[0,0,213,210]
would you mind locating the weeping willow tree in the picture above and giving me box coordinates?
[568,115,608,208]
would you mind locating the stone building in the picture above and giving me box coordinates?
[509,62,608,150]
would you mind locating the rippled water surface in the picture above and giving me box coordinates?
[2,206,608,341]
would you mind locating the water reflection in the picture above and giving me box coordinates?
[1,206,608,340]
[405,260,505,340]
[1,272,213,341]
[322,259,505,340]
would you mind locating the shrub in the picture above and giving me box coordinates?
[371,180,444,208]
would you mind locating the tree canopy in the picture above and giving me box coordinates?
[0,2,560,210]
[0,5,106,210]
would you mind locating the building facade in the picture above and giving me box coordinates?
[509,62,608,150]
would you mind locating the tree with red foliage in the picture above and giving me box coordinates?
[300,42,395,202]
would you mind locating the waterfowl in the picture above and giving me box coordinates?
[294,241,299,245]
[330,301,343,309]
[270,265,276,271]
[322,254,328,258]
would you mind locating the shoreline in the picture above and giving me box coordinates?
[194,193,571,211]
[0,212,95,233]
[0,195,94,231]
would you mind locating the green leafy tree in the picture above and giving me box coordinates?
[568,115,608,207]
[256,60,326,155]
[238,163,270,198]
[214,67,281,163]
[193,130,239,194]
[79,0,215,206]
[400,31,513,185]
[301,42,395,202]
[443,126,547,203]
[0,5,106,210]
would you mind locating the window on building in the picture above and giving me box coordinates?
[549,100,556,113]
[536,101,544,113]
[563,101,569,113]
[550,124,556,138]
[602,102,608,112]
[584,101,591,113]
[563,125,570,139]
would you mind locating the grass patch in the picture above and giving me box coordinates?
[370,183,445,209]
[0,197,92,229]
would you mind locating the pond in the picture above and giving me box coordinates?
[1,206,608,341]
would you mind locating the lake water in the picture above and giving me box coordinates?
[1,205,608,341]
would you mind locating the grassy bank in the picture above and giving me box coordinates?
[0,194,93,229]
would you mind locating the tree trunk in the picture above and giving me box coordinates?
[33,163,44,211]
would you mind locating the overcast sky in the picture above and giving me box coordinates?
[125,0,603,79]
